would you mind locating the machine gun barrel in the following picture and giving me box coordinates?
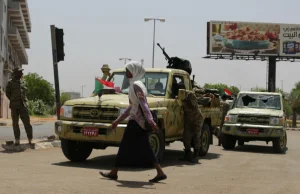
[157,43,172,64]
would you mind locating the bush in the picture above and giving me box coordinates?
[28,100,47,115]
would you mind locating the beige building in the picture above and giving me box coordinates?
[0,0,31,118]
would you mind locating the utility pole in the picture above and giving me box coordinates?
[80,85,86,98]
[119,58,131,65]
[144,17,165,68]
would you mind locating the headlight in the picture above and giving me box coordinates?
[224,114,238,123]
[119,108,129,120]
[269,117,284,125]
[60,106,73,118]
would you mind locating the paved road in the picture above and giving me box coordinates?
[0,121,55,142]
[0,131,299,194]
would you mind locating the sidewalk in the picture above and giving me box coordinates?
[0,116,57,126]
[1,137,61,152]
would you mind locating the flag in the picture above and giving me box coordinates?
[224,88,232,96]
[93,78,114,94]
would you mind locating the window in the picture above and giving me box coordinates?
[4,4,6,13]
[0,26,3,51]
[235,94,281,110]
[108,72,169,96]
[170,75,185,99]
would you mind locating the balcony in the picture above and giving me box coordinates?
[13,0,31,32]
[8,1,30,48]
[8,26,28,65]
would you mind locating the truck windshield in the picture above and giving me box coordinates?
[108,72,169,96]
[234,94,281,110]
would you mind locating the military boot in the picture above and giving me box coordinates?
[14,139,20,146]
[178,148,193,161]
[190,149,200,163]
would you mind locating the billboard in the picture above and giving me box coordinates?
[207,20,300,57]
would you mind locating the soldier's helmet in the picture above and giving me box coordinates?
[12,67,24,73]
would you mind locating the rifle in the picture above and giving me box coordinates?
[157,43,172,66]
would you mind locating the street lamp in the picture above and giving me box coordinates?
[80,85,86,98]
[144,17,165,68]
[119,58,131,65]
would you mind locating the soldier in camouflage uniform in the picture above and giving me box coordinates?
[180,91,204,163]
[218,94,230,146]
[6,67,33,146]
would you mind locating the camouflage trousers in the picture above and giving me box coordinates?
[183,122,202,150]
[11,105,33,140]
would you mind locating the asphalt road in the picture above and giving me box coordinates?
[0,131,299,194]
[0,121,55,142]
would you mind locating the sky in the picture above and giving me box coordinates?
[23,0,300,97]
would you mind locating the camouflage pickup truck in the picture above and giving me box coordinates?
[55,67,223,162]
[221,91,287,153]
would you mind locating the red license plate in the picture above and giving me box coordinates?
[247,128,259,134]
[82,128,99,136]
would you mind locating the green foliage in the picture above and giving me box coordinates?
[28,100,47,115]
[203,83,240,95]
[23,73,55,106]
[60,92,71,106]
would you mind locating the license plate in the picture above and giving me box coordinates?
[82,128,99,136]
[247,128,259,134]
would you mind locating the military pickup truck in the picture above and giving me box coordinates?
[221,91,287,153]
[55,66,223,162]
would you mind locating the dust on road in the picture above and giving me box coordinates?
[0,131,299,194]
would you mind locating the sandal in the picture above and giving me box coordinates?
[99,171,118,180]
[149,174,167,183]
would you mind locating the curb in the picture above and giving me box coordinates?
[1,140,61,152]
[286,128,300,131]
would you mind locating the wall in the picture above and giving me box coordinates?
[0,0,8,90]
[0,89,10,118]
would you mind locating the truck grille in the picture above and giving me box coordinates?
[72,107,119,122]
[237,115,269,125]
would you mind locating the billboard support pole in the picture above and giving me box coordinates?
[50,25,61,120]
[268,56,276,92]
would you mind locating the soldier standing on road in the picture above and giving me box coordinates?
[180,90,203,163]
[6,67,33,146]
[218,94,230,146]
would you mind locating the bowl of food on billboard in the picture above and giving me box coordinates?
[210,21,280,55]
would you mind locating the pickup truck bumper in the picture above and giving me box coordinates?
[222,123,285,138]
[55,120,127,143]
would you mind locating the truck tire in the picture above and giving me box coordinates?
[272,131,287,153]
[149,129,165,162]
[61,139,93,162]
[222,134,236,150]
[199,123,210,156]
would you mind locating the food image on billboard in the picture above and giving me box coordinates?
[208,21,280,56]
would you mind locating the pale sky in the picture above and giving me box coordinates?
[23,0,300,97]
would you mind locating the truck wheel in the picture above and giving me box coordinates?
[149,129,165,162]
[238,140,244,146]
[61,139,93,162]
[199,123,210,156]
[222,134,236,150]
[272,131,287,153]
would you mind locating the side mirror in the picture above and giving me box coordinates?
[178,89,187,101]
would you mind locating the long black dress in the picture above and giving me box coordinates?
[114,120,158,168]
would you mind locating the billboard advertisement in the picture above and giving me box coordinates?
[207,20,300,57]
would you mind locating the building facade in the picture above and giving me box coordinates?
[0,0,31,118]
[64,92,81,100]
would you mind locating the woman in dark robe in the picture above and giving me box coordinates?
[99,61,167,183]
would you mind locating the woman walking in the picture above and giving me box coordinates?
[99,61,167,183]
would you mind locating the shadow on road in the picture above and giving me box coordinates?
[52,149,221,171]
[223,144,288,155]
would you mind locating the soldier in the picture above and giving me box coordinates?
[218,94,231,146]
[6,67,33,146]
[180,91,203,163]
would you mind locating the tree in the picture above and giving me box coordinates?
[289,82,300,127]
[203,83,240,95]
[60,92,71,106]
[23,73,55,106]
